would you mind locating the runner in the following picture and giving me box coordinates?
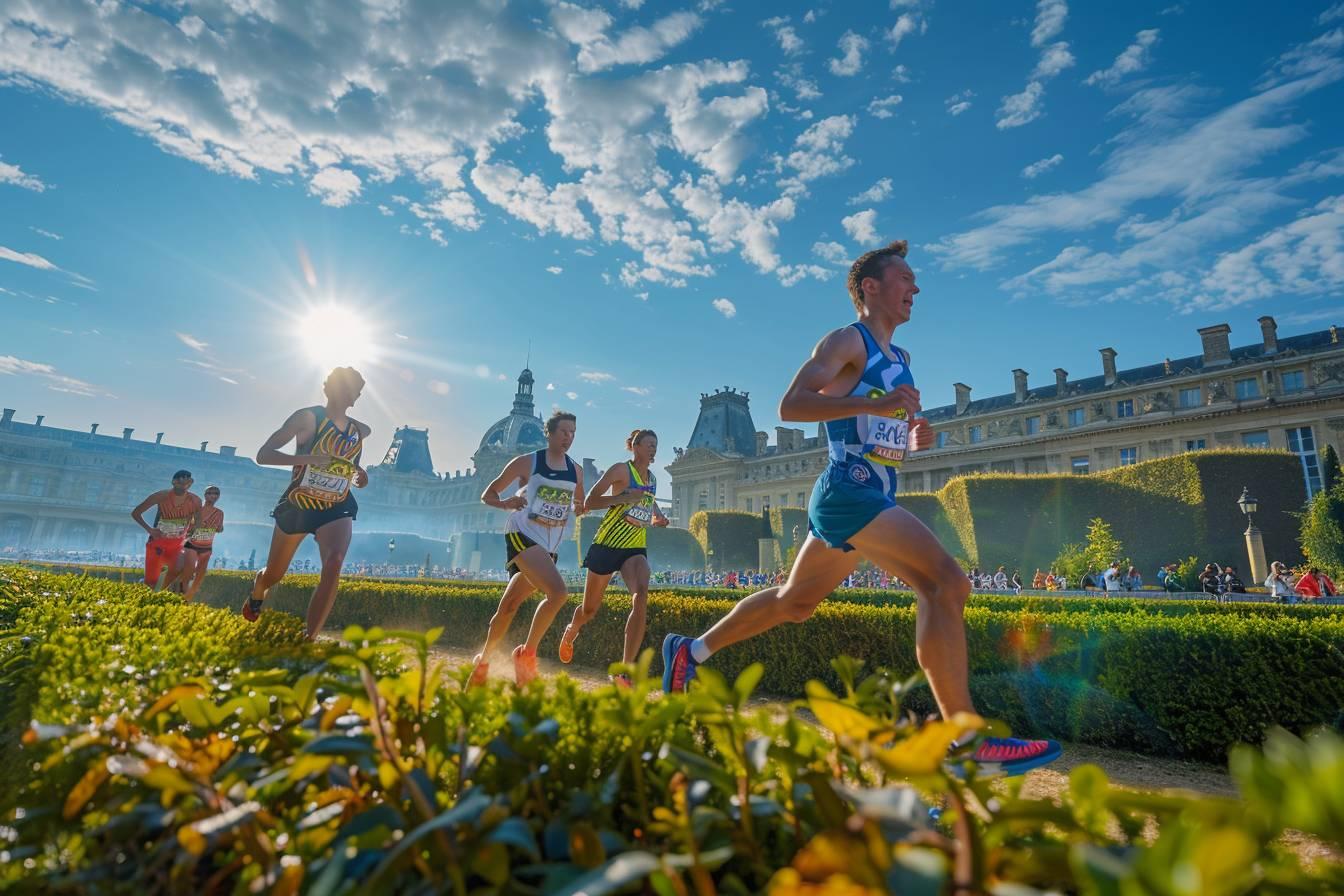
[660,240,1061,777]
[131,470,203,591]
[558,429,669,687]
[470,410,584,687]
[180,485,224,601]
[241,367,370,638]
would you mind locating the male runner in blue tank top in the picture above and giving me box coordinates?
[661,240,1061,777]
[240,366,370,639]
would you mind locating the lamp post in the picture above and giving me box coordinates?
[1237,487,1267,584]
[387,537,396,572]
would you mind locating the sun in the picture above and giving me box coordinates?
[294,304,378,368]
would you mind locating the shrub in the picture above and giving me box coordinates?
[768,506,809,551]
[1051,542,1089,583]
[1083,516,1125,574]
[1300,483,1344,581]
[687,510,768,571]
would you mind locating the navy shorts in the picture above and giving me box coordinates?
[271,494,358,535]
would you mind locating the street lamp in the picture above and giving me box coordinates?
[388,538,396,571]
[1237,487,1267,584]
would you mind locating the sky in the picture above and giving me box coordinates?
[1,0,1342,481]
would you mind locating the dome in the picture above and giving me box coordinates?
[477,413,546,455]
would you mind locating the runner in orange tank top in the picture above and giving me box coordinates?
[181,485,224,601]
[130,470,203,590]
[242,367,370,639]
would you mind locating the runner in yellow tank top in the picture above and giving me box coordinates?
[558,429,668,686]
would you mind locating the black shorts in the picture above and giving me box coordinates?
[271,494,358,536]
[583,543,646,576]
[184,542,213,555]
[505,531,557,577]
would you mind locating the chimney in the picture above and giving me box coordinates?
[1054,368,1068,397]
[155,432,164,445]
[1012,369,1029,404]
[219,445,236,457]
[755,431,768,454]
[200,441,209,452]
[954,382,971,416]
[89,423,99,435]
[775,426,793,452]
[1258,316,1278,355]
[1198,323,1232,367]
[122,427,134,440]
[1100,348,1118,387]
[35,415,44,427]
[1,408,13,425]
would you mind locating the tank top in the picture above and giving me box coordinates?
[188,506,225,547]
[151,491,202,542]
[506,450,579,551]
[823,321,916,501]
[592,462,657,550]
[286,406,364,510]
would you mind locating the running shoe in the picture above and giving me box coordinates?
[964,737,1062,777]
[558,624,578,664]
[610,673,633,689]
[512,645,538,687]
[468,654,489,688]
[661,633,698,693]
[241,596,264,622]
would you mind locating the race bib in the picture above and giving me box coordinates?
[623,501,654,528]
[295,458,354,503]
[190,527,217,546]
[528,484,572,527]
[158,518,190,539]
[859,406,909,468]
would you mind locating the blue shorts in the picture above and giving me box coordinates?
[807,464,897,552]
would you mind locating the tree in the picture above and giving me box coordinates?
[1083,517,1125,575]
[1052,542,1090,583]
[1300,482,1344,580]
[1321,443,1341,493]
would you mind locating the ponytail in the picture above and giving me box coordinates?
[626,428,656,452]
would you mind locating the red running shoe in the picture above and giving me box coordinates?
[512,645,538,687]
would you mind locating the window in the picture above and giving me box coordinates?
[1025,416,1040,435]
[26,476,45,497]
[1241,430,1271,449]
[1119,447,1138,466]
[1116,399,1135,418]
[1179,387,1201,408]
[744,497,753,512]
[778,494,787,508]
[1185,439,1206,452]
[968,425,982,444]
[85,481,102,504]
[1068,408,1085,427]
[1235,377,1260,400]
[1280,370,1305,394]
[797,492,806,506]
[1071,456,1090,475]
[1286,426,1323,498]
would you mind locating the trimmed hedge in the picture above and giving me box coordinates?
[768,506,809,551]
[688,510,769,571]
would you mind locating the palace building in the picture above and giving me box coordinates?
[0,368,601,567]
[664,317,1344,523]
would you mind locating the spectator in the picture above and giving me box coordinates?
[1266,561,1297,604]
[1199,563,1224,601]
[1010,569,1023,593]
[1056,573,1069,590]
[1102,561,1123,594]
[1156,565,1168,588]
[1163,564,1183,592]
[993,566,1009,591]
[1032,568,1046,589]
[1295,567,1338,600]
[1045,571,1057,590]
[1123,566,1141,591]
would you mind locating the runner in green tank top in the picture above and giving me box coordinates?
[559,429,668,686]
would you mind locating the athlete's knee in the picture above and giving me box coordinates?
[934,562,970,608]
[541,582,568,604]
[321,549,348,573]
[777,585,824,623]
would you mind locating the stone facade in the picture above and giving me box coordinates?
[664,318,1344,523]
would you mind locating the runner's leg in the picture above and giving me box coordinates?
[307,517,353,638]
[162,549,194,593]
[846,505,974,719]
[618,553,652,665]
[184,551,211,600]
[253,526,306,603]
[515,546,571,654]
[562,569,613,653]
[478,571,538,659]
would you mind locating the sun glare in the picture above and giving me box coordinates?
[295,304,378,368]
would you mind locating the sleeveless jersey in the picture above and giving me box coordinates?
[188,506,224,547]
[823,322,916,501]
[506,450,579,551]
[151,491,202,542]
[592,462,656,549]
[286,406,364,510]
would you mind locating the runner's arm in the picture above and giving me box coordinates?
[255,409,321,467]
[779,327,920,422]
[584,463,632,511]
[572,468,587,516]
[652,503,670,527]
[130,492,166,538]
[353,421,373,487]
[481,454,531,510]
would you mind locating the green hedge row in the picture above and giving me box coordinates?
[174,573,1344,760]
[767,506,809,551]
[687,510,768,571]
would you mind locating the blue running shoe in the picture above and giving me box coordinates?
[965,737,1062,777]
[661,633,698,693]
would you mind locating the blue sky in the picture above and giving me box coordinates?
[1,0,1342,481]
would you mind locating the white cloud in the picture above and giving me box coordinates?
[887,13,922,48]
[996,81,1046,129]
[776,64,822,101]
[546,382,556,390]
[218,376,238,385]
[777,263,834,286]
[849,178,893,205]
[0,245,58,271]
[762,17,804,55]
[1031,0,1068,48]
[711,297,737,317]
[813,240,849,264]
[551,5,703,73]
[947,101,972,116]
[30,228,61,240]
[829,31,869,76]
[377,204,394,217]
[623,385,652,395]
[1320,3,1344,25]
[0,159,48,192]
[0,355,110,397]
[1021,153,1064,179]
[566,391,579,400]
[579,370,615,383]
[673,174,795,270]
[775,115,856,196]
[546,265,564,274]
[1032,42,1076,80]
[175,332,208,352]
[892,64,912,82]
[945,90,974,116]
[309,168,362,207]
[1086,30,1160,87]
[634,290,649,300]
[428,380,452,395]
[867,95,903,119]
[842,209,879,244]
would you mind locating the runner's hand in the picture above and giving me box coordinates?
[909,417,934,451]
[354,466,369,488]
[572,495,587,516]
[502,495,527,510]
[871,384,921,418]
[653,516,670,528]
[148,528,166,541]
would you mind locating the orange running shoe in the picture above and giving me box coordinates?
[558,624,578,664]
[512,645,538,687]
[610,673,633,689]
[241,595,264,622]
[469,654,489,688]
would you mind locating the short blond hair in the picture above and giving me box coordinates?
[846,240,909,312]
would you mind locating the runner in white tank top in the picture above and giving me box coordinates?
[473,411,585,687]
